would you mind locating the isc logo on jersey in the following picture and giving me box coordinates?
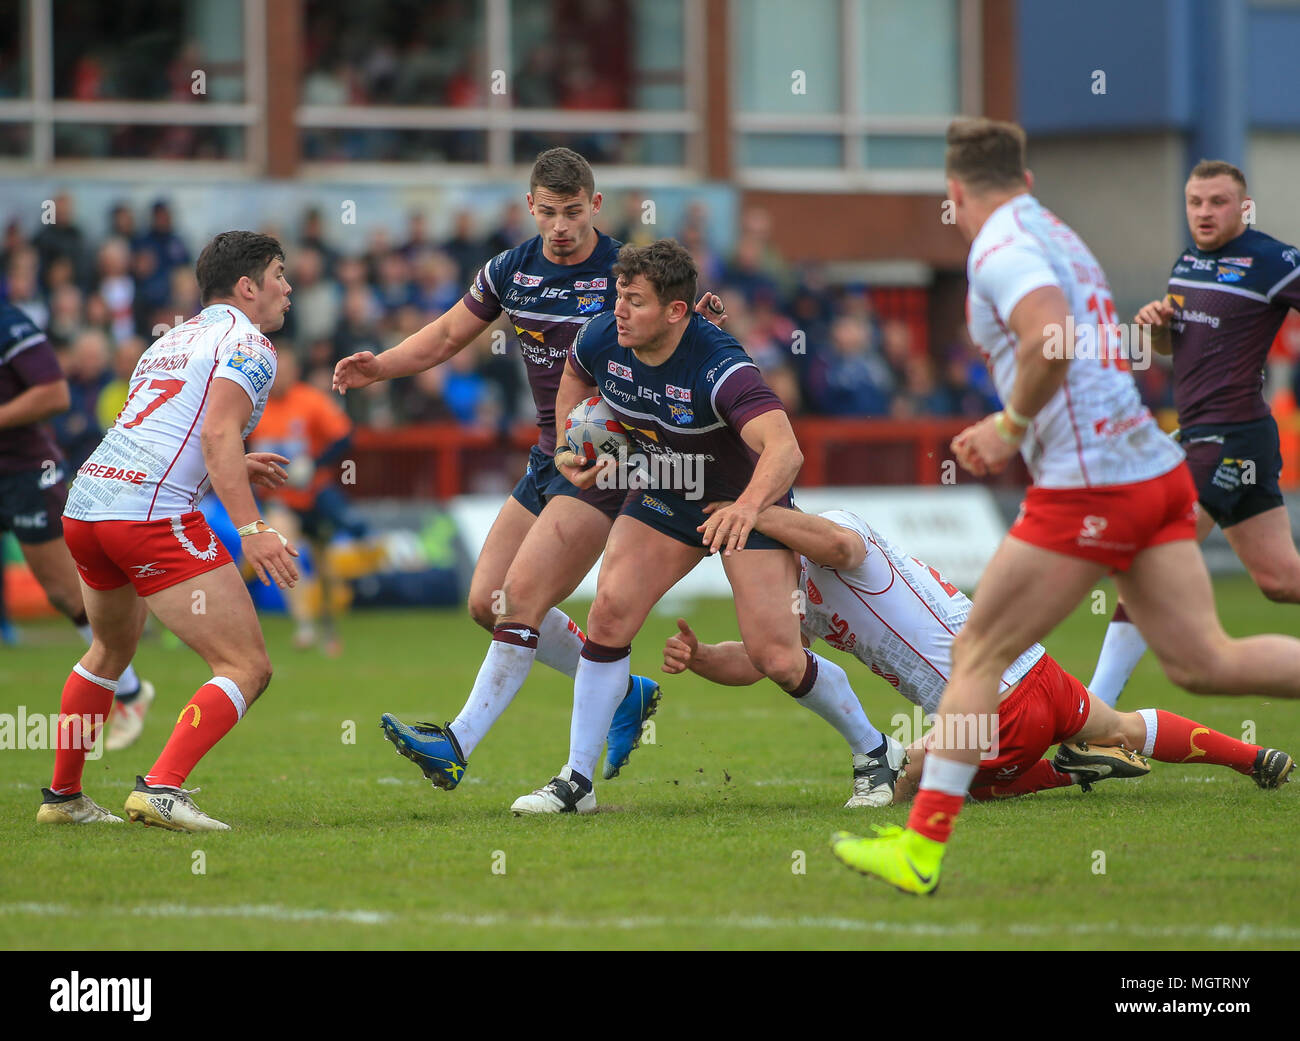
[226,349,273,393]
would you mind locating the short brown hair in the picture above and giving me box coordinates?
[529,147,596,199]
[612,240,697,308]
[945,118,1028,193]
[196,231,284,304]
[1188,159,1247,193]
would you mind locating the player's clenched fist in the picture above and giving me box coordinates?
[662,618,698,675]
[332,351,382,393]
[553,448,614,489]
[1134,297,1175,327]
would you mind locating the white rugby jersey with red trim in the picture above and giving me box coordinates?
[965,194,1184,489]
[799,511,1044,714]
[64,304,277,522]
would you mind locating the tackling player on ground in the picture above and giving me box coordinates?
[510,240,828,814]
[334,149,724,789]
[832,119,1300,895]
[0,301,155,749]
[36,231,299,831]
[1089,159,1300,706]
[664,506,1289,802]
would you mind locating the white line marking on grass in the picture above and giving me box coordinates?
[2,903,1298,941]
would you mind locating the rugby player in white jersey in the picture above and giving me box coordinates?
[831,119,1300,895]
[664,506,1290,804]
[36,231,299,832]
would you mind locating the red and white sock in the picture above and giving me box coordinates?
[906,754,978,843]
[969,759,1073,801]
[1137,708,1258,774]
[50,664,117,795]
[145,677,246,789]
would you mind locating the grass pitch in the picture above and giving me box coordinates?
[1,575,1297,951]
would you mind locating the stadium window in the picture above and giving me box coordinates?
[0,0,260,172]
[732,0,975,191]
[298,0,699,182]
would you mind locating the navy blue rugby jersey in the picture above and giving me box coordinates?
[0,302,64,474]
[569,311,788,502]
[1166,228,1300,426]
[463,231,621,452]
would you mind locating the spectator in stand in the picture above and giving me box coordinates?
[483,201,528,257]
[299,207,339,275]
[33,192,92,293]
[94,238,134,343]
[401,211,434,260]
[738,205,793,296]
[108,202,136,243]
[880,318,916,389]
[411,250,462,315]
[51,328,111,471]
[0,220,26,278]
[442,211,485,285]
[939,329,1002,418]
[807,314,892,417]
[892,354,951,419]
[678,201,723,287]
[289,247,341,347]
[7,248,48,330]
[46,284,84,347]
[132,200,190,308]
[514,45,558,109]
[723,234,780,304]
[333,284,384,370]
[373,249,416,318]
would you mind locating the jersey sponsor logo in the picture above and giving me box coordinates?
[1219,256,1253,268]
[603,379,637,403]
[11,510,48,529]
[226,349,274,394]
[637,386,662,405]
[576,294,603,314]
[573,278,608,290]
[825,612,856,652]
[540,286,570,299]
[512,271,543,287]
[1080,515,1109,540]
[77,462,148,485]
[607,360,632,380]
[666,402,694,425]
[805,576,822,604]
[869,661,899,688]
[665,384,692,402]
[1283,248,1299,267]
[469,277,484,303]
[995,765,1020,780]
[131,562,166,578]
[640,494,674,517]
[1215,265,1246,283]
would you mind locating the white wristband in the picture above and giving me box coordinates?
[236,520,288,547]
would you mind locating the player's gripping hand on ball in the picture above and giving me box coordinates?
[332,350,383,393]
[245,452,290,490]
[662,618,699,675]
[554,447,616,490]
[694,293,727,327]
[698,498,760,556]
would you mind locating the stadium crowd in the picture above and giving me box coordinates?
[0,189,1192,471]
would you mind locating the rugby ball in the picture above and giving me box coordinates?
[565,396,629,462]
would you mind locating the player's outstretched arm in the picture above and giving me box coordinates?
[0,377,69,430]
[332,300,491,393]
[748,506,867,570]
[663,619,764,685]
[699,409,803,555]
[201,380,299,588]
[552,359,603,487]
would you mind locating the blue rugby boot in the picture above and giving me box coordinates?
[603,675,661,780]
[379,714,468,789]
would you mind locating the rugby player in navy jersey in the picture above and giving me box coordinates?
[510,240,876,814]
[333,149,725,788]
[0,301,154,756]
[1089,160,1300,707]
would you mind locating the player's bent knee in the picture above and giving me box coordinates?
[1253,570,1300,604]
[747,646,805,688]
[466,594,496,631]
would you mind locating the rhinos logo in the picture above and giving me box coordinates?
[641,495,674,517]
[666,401,693,425]
[576,294,603,314]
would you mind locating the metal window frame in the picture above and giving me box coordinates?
[295,0,703,182]
[0,0,265,176]
[731,0,980,191]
